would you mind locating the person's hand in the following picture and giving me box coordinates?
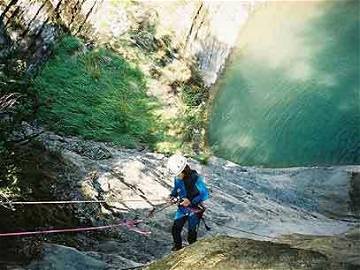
[180,198,191,207]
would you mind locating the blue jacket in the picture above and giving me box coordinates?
[170,173,209,220]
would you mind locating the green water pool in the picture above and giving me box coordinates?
[208,0,359,167]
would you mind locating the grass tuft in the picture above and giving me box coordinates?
[33,36,163,148]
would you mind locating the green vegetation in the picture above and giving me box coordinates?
[176,67,210,161]
[33,36,162,148]
[0,47,35,199]
[100,20,211,157]
[4,14,212,160]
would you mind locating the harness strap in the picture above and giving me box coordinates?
[186,204,211,231]
[201,217,211,231]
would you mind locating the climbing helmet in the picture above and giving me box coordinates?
[167,154,187,176]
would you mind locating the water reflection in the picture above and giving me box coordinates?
[209,0,359,167]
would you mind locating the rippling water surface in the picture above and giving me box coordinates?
[209,0,359,167]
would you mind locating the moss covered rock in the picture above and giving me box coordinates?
[146,236,342,270]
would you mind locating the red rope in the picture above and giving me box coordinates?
[0,202,203,238]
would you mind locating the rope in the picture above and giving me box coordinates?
[207,220,276,240]
[0,199,166,205]
[145,201,276,240]
[0,200,108,205]
[147,202,276,240]
[0,200,174,238]
[178,206,276,240]
[146,202,174,218]
[0,198,313,241]
[0,219,151,237]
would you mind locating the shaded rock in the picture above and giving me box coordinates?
[27,244,109,270]
[349,171,360,216]
[63,140,112,160]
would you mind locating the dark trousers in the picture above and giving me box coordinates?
[172,215,199,248]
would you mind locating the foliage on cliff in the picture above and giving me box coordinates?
[33,24,210,157]
[102,11,211,158]
[33,36,162,148]
[0,48,36,198]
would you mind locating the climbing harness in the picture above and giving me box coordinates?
[186,204,211,231]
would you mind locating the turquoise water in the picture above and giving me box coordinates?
[208,1,359,167]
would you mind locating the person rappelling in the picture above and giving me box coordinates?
[166,154,209,251]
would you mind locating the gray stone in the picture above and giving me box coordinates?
[27,244,109,270]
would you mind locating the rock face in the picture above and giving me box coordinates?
[2,126,356,269]
[28,126,360,230]
[0,0,96,73]
[0,0,261,84]
[138,0,262,86]
[182,1,254,86]
[28,244,110,270]
[145,236,339,270]
[278,228,360,267]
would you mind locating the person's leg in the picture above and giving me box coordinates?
[187,214,200,244]
[172,216,187,249]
